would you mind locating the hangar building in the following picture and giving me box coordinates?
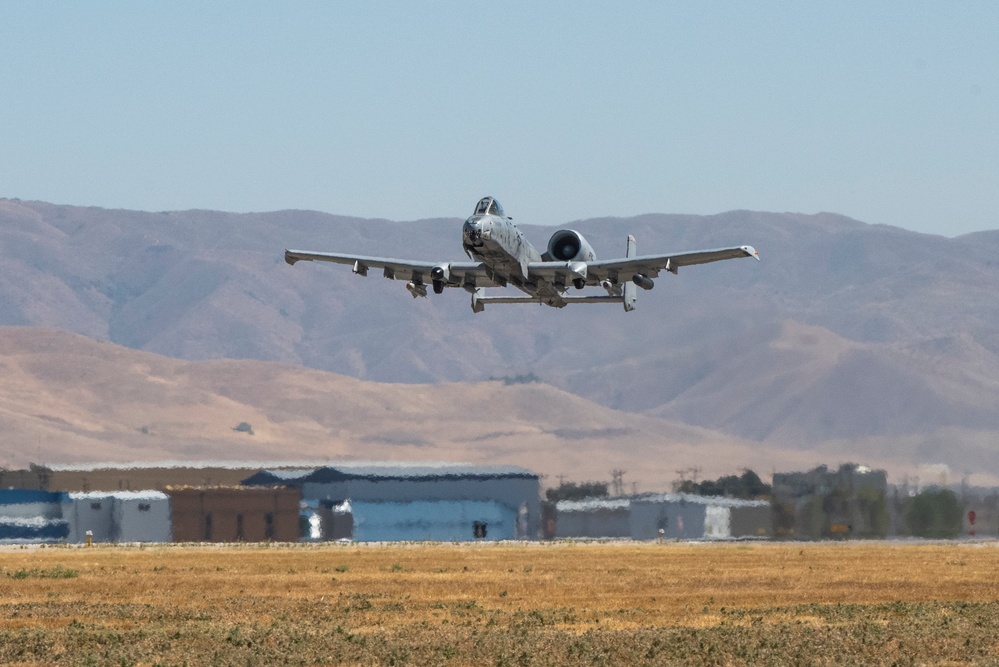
[244,462,541,541]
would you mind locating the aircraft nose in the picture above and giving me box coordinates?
[463,218,483,244]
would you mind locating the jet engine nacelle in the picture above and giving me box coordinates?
[430,263,450,283]
[545,229,597,262]
[430,263,450,294]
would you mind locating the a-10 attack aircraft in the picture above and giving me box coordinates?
[285,197,759,313]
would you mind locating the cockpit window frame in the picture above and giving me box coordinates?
[475,197,504,218]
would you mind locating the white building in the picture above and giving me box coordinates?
[554,494,772,541]
[630,494,772,540]
[67,491,171,543]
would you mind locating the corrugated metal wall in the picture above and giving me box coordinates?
[556,507,630,538]
[630,499,707,541]
[303,476,540,540]
[351,500,515,542]
[0,490,70,543]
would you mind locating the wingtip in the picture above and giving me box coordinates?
[743,245,760,261]
[284,250,299,266]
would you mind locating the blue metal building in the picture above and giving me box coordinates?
[0,489,70,543]
[244,461,540,542]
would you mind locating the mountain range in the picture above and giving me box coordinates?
[2,197,998,487]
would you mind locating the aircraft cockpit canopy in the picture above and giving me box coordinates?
[474,197,504,218]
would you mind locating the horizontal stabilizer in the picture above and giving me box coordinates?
[471,288,627,313]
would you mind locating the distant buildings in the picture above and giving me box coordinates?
[554,494,772,540]
[0,460,541,544]
[3,459,994,544]
[772,464,889,539]
[243,462,541,542]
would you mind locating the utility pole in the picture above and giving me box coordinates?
[674,469,688,493]
[611,469,625,497]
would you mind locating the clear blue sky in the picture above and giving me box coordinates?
[2,3,996,236]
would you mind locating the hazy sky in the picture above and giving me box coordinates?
[2,3,996,236]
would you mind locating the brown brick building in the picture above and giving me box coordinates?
[166,487,300,542]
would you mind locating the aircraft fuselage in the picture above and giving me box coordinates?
[462,203,554,299]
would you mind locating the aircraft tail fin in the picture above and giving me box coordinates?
[623,235,637,312]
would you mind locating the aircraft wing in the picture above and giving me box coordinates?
[584,245,759,282]
[284,249,493,288]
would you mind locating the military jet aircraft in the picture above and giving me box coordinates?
[284,197,759,313]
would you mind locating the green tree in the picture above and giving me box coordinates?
[772,500,797,539]
[856,487,889,538]
[907,489,962,538]
[545,481,609,503]
[738,469,771,499]
[678,469,772,500]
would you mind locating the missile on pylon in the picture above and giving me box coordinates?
[406,281,428,298]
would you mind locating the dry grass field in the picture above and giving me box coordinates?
[2,541,999,666]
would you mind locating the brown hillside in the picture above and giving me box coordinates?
[4,200,999,482]
[0,327,830,490]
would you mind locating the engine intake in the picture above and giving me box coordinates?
[546,230,596,262]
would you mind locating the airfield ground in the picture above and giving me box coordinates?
[1,541,998,665]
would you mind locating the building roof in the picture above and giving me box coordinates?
[555,493,769,513]
[632,493,770,508]
[0,489,70,505]
[243,462,538,486]
[69,491,169,501]
[556,498,631,512]
[44,460,536,475]
[43,460,336,472]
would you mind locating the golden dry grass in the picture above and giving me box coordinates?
[1,541,999,665]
